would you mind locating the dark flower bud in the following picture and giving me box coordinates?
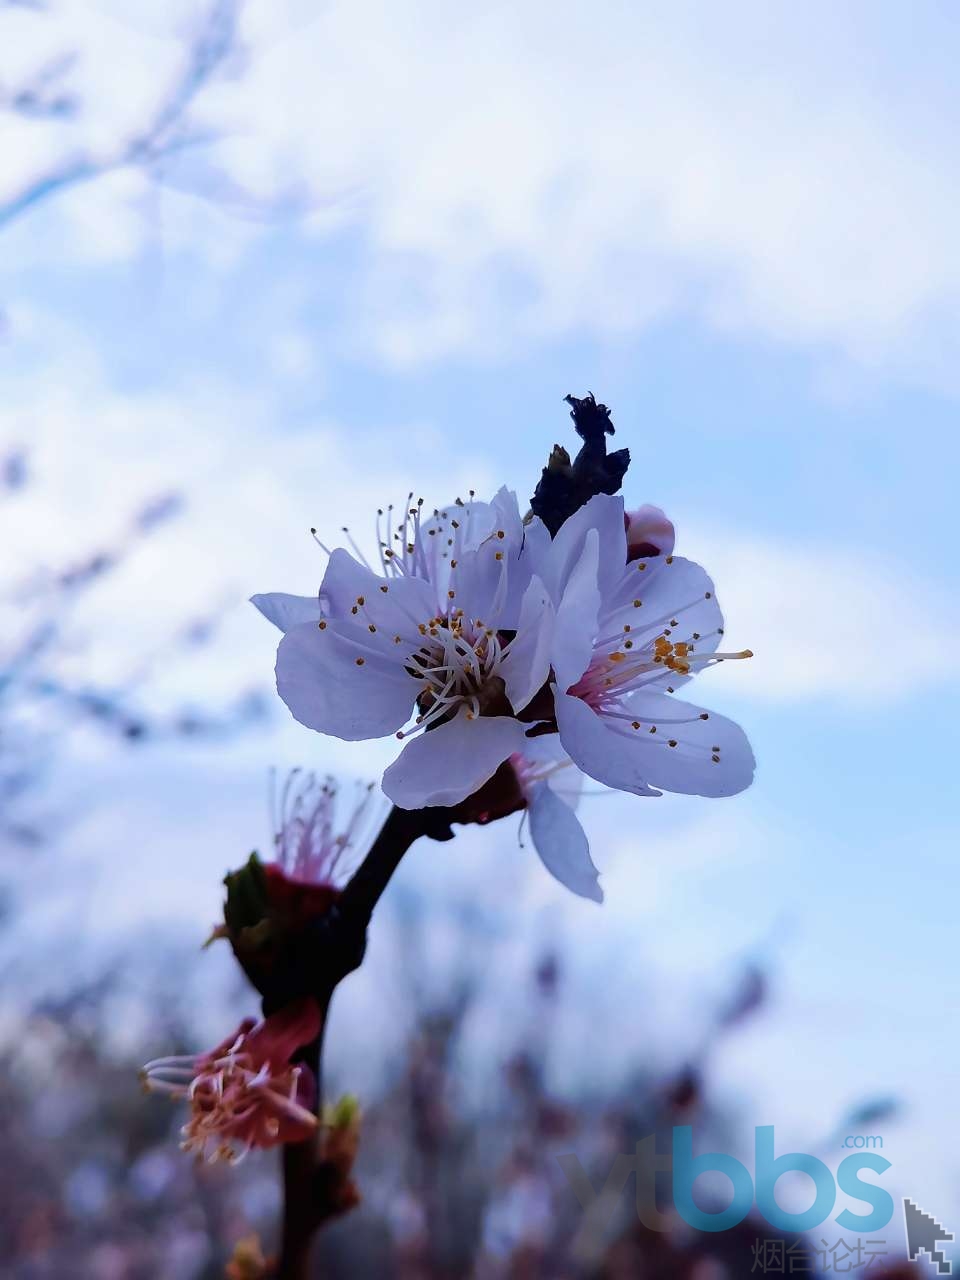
[529,393,631,536]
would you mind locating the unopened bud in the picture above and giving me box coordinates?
[625,504,675,560]
[225,1233,273,1280]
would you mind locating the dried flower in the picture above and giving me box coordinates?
[141,999,323,1163]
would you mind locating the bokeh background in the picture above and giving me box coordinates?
[2,2,958,1276]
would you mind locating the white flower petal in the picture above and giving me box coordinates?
[527,781,603,903]
[411,496,497,595]
[446,540,509,625]
[382,712,530,809]
[500,575,554,713]
[320,546,379,615]
[547,493,626,602]
[623,691,755,797]
[553,688,661,797]
[488,485,524,541]
[552,529,601,691]
[458,492,551,629]
[250,592,322,632]
[276,619,414,741]
[602,555,725,693]
[519,514,552,571]
[616,555,719,638]
[321,547,436,625]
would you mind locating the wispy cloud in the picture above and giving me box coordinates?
[685,527,958,705]
[7,1,960,389]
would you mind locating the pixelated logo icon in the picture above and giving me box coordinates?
[904,1198,954,1275]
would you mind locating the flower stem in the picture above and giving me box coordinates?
[274,804,453,1278]
[337,803,452,927]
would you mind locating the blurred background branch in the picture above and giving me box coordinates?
[0,0,242,231]
[0,461,266,850]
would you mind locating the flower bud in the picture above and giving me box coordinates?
[215,774,381,995]
[316,1093,363,1219]
[225,1234,273,1280]
[625,503,675,560]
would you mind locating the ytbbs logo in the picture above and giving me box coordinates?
[560,1126,894,1235]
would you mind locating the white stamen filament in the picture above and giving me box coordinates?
[391,583,513,738]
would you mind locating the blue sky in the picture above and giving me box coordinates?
[2,0,958,1248]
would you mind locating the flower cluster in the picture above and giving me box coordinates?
[142,396,758,1273]
[253,486,754,901]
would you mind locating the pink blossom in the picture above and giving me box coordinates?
[625,503,675,560]
[263,770,381,924]
[546,495,755,798]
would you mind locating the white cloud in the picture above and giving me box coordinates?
[683,526,957,705]
[0,323,494,733]
[5,3,960,387]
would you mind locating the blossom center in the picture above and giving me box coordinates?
[567,605,753,765]
[399,612,511,737]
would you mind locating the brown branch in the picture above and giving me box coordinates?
[273,804,453,1279]
[277,1024,325,1280]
